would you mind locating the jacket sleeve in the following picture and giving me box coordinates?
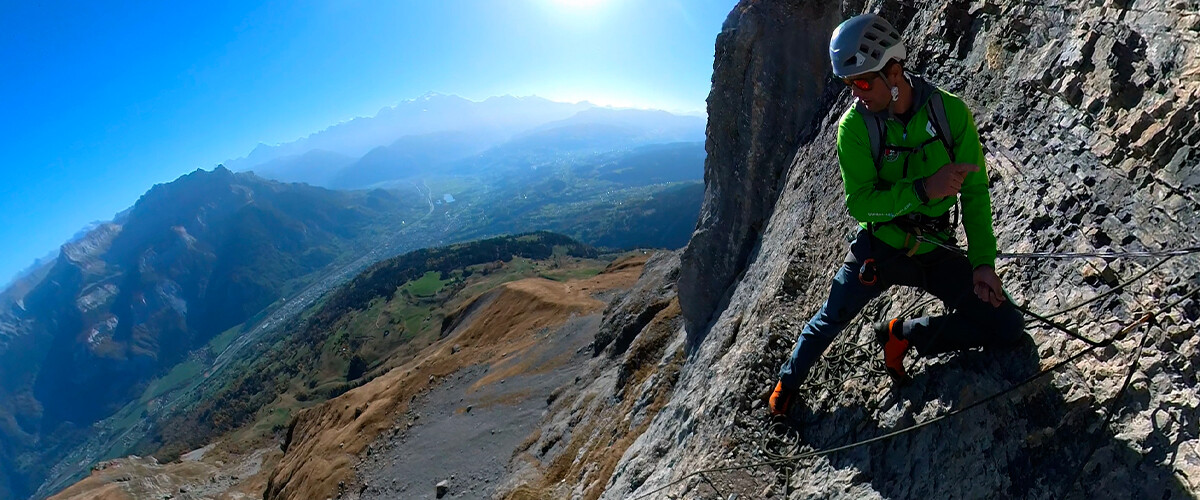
[947,94,998,269]
[837,113,924,223]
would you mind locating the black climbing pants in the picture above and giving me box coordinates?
[778,229,1027,389]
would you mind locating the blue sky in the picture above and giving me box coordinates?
[0,0,735,285]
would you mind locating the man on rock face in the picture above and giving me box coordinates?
[769,13,1029,416]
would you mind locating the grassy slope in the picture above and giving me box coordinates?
[133,237,615,463]
[197,255,618,477]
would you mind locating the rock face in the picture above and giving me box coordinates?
[564,0,1200,498]
[593,251,681,357]
[677,0,846,340]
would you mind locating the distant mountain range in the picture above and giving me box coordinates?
[223,94,593,174]
[329,130,495,189]
[231,94,705,189]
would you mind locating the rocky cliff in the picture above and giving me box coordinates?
[514,0,1200,498]
[678,0,844,340]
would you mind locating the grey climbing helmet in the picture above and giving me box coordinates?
[829,14,906,78]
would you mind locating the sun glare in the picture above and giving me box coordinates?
[543,0,616,25]
[550,0,609,7]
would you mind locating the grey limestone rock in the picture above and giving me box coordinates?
[677,0,847,345]
[594,250,681,357]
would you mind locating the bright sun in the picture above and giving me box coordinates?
[550,0,609,8]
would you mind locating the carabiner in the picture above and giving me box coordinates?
[858,258,879,286]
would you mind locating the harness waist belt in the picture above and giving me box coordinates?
[891,212,952,233]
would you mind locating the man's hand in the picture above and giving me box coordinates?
[924,163,979,199]
[973,265,1005,308]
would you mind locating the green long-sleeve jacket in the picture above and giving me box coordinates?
[836,77,997,269]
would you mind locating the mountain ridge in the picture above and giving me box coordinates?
[222,94,593,173]
[244,104,706,189]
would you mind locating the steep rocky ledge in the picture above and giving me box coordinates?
[536,0,1200,498]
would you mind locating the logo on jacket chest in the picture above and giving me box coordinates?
[882,119,940,165]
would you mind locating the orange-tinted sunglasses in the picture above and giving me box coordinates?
[842,74,881,91]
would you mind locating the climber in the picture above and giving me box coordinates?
[769,13,1028,417]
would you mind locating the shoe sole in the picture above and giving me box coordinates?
[885,366,913,386]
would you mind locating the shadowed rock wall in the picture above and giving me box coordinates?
[678,0,846,342]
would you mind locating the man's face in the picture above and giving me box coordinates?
[844,72,890,112]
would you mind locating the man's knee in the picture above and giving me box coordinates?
[992,305,1027,347]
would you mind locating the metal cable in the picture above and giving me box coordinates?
[997,248,1200,259]
[1032,256,1176,320]
[1058,306,1153,498]
[914,233,1200,260]
[632,315,1154,500]
[632,288,1200,500]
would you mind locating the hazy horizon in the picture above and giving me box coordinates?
[221,92,705,169]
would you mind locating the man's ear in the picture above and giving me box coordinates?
[887,62,904,82]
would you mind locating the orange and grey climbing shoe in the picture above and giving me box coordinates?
[875,318,912,385]
[769,380,796,417]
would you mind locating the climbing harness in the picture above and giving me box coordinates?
[856,211,957,286]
